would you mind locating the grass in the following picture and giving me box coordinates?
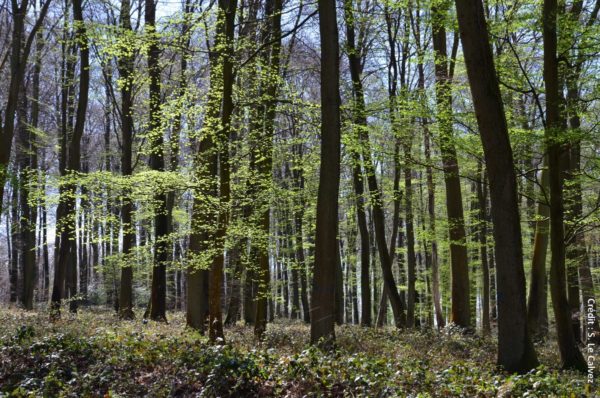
[0,307,592,397]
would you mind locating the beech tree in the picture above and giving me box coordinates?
[0,0,599,384]
[310,0,341,346]
[454,0,538,373]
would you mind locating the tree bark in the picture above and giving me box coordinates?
[543,0,586,371]
[253,0,282,340]
[0,0,52,213]
[146,0,169,323]
[527,164,550,339]
[431,4,470,328]
[117,0,135,320]
[310,0,341,347]
[454,0,538,372]
[51,0,89,317]
[476,162,491,335]
[343,0,372,327]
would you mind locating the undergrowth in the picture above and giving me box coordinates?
[0,308,592,397]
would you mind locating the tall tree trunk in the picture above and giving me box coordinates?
[564,2,599,346]
[253,0,282,339]
[17,95,38,310]
[344,0,373,327]
[335,238,344,324]
[42,177,50,302]
[51,0,89,317]
[186,0,231,332]
[118,0,135,319]
[476,163,490,334]
[454,0,538,373]
[292,148,310,323]
[404,143,417,327]
[288,201,301,320]
[424,125,444,328]
[9,185,19,303]
[431,4,470,328]
[310,0,341,347]
[209,0,238,343]
[146,0,169,322]
[349,3,406,328]
[0,0,51,213]
[225,242,242,325]
[413,13,444,325]
[527,164,550,339]
[542,0,586,371]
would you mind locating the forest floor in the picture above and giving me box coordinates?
[0,307,592,397]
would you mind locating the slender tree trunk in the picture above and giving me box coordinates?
[344,0,373,327]
[288,203,301,320]
[9,185,19,304]
[225,242,242,325]
[51,0,89,317]
[292,154,310,323]
[527,164,550,339]
[15,95,36,309]
[542,0,586,371]
[564,4,599,345]
[253,0,282,339]
[404,144,417,327]
[476,163,491,334]
[207,0,238,343]
[0,0,51,213]
[146,0,169,322]
[431,4,470,328]
[117,0,135,320]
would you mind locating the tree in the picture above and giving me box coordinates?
[343,0,371,327]
[117,0,136,320]
[310,0,341,347]
[50,0,89,318]
[527,164,550,339]
[454,0,538,373]
[209,0,238,343]
[542,0,586,371]
[0,0,51,214]
[253,0,283,340]
[431,1,470,328]
[145,0,169,322]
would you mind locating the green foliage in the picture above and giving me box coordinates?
[0,310,587,397]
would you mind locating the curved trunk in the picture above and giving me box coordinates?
[454,0,538,372]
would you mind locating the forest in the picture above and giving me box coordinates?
[0,0,599,395]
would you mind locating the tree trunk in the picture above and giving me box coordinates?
[0,0,51,214]
[476,163,491,335]
[344,0,372,327]
[117,0,135,320]
[542,0,586,371]
[146,0,169,323]
[310,0,341,347]
[527,164,550,339]
[404,145,417,327]
[225,242,242,325]
[454,0,538,373]
[431,4,470,328]
[51,0,89,317]
[292,160,310,323]
[253,0,283,339]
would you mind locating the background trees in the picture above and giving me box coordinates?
[0,0,599,375]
